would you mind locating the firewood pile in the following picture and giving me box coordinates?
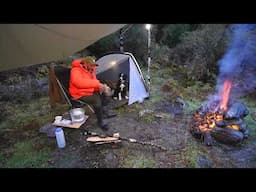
[190,101,250,146]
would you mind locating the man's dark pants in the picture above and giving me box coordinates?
[79,92,106,127]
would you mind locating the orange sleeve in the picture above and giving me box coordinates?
[70,68,100,89]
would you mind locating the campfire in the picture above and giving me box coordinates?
[190,80,250,146]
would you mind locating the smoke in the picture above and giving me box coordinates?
[216,24,256,98]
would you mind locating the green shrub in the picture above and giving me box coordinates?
[168,24,229,83]
[157,24,193,48]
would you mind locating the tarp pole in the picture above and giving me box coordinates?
[119,25,133,53]
[119,28,124,52]
[146,24,152,93]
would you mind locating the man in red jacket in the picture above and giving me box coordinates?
[69,56,111,130]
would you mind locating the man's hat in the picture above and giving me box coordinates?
[81,56,99,66]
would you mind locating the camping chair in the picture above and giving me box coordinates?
[53,65,95,113]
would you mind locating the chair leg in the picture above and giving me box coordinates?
[85,103,95,113]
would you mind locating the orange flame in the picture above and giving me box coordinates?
[220,80,232,111]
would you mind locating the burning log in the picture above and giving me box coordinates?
[224,118,243,126]
[190,100,250,146]
[211,127,244,144]
[215,120,225,127]
[239,121,249,138]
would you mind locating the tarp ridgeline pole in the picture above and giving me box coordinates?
[146,24,152,93]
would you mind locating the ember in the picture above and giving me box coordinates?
[190,100,249,146]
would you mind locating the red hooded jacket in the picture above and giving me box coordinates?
[69,59,100,99]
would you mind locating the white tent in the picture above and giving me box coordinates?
[0,24,125,71]
[96,52,149,105]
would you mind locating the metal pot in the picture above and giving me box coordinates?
[69,108,85,123]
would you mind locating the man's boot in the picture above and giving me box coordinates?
[95,107,109,131]
[97,119,109,131]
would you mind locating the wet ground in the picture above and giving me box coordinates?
[1,69,256,168]
[46,106,189,167]
[42,99,256,168]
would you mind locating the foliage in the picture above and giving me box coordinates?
[167,24,229,83]
[38,65,50,78]
[156,24,193,48]
[183,81,213,99]
[152,44,171,66]
[0,67,49,103]
[161,78,185,101]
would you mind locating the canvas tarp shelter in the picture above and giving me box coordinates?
[96,52,149,105]
[0,24,125,72]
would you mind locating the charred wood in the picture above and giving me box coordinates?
[215,120,225,127]
[203,131,213,146]
[211,127,244,145]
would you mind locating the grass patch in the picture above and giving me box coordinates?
[184,98,202,114]
[5,140,51,168]
[114,105,129,115]
[148,72,166,103]
[117,146,157,168]
[149,66,213,111]
[140,113,156,124]
[241,96,256,138]
[52,153,76,168]
[148,90,164,104]
[184,81,212,99]
[114,102,143,115]
[1,97,69,132]
[121,154,156,168]
[179,142,205,168]
[244,115,256,138]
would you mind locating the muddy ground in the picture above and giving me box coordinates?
[40,98,256,168]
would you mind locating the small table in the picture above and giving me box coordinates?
[52,115,89,129]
